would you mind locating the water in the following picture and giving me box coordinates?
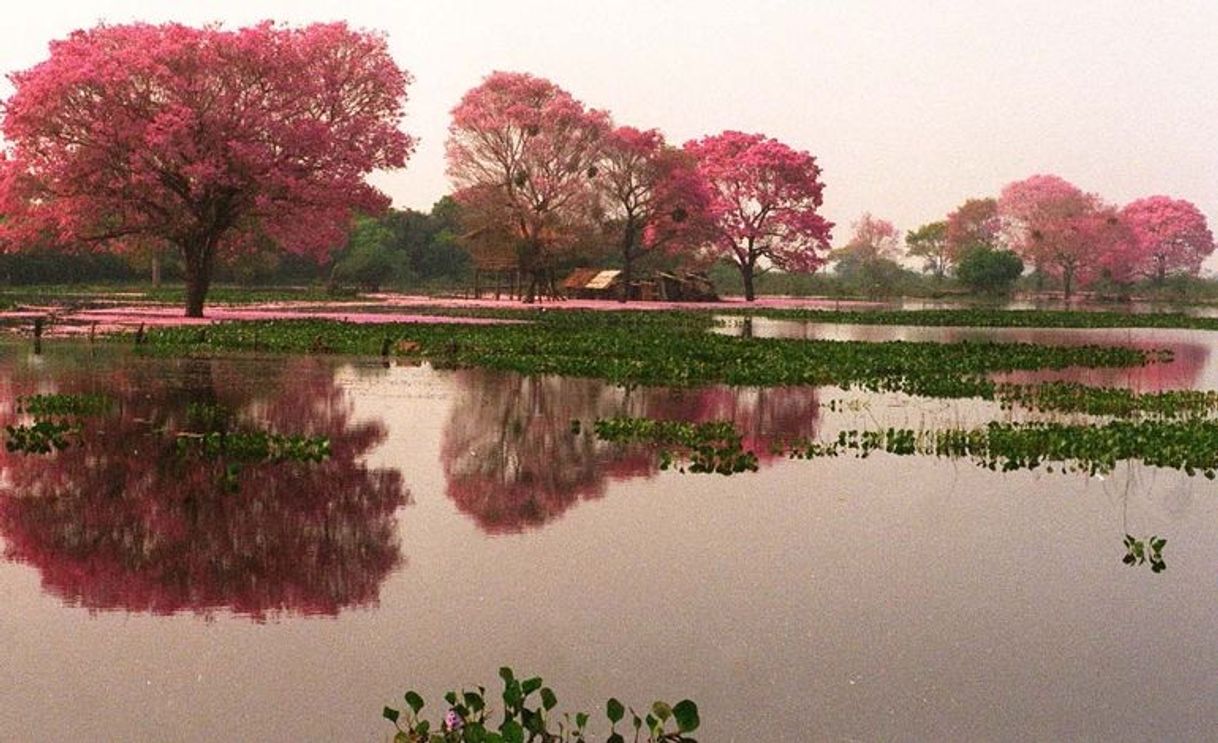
[2,335,1218,741]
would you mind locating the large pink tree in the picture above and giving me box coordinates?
[998,175,1108,300]
[596,126,710,301]
[446,71,610,302]
[0,22,414,316]
[684,131,833,301]
[1121,196,1215,283]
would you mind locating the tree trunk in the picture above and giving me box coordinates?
[151,252,162,288]
[182,239,214,318]
[523,272,538,304]
[619,225,638,303]
[1156,257,1166,285]
[741,262,756,302]
[619,254,633,303]
[1062,266,1074,302]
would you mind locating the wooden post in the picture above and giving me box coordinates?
[32,316,43,355]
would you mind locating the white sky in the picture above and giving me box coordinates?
[3,0,1216,248]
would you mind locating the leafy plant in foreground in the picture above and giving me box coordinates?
[4,419,78,454]
[384,667,700,743]
[590,417,758,475]
[1123,535,1167,573]
[16,393,111,417]
[784,418,1218,478]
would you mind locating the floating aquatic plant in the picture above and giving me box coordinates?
[384,666,699,743]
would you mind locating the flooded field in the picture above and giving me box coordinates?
[3,329,1218,740]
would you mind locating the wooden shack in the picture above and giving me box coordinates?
[560,268,718,302]
[562,269,622,299]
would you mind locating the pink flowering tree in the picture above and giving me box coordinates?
[836,213,902,262]
[684,131,832,301]
[1120,196,1215,283]
[945,197,1001,261]
[0,22,415,317]
[446,71,610,302]
[998,175,1107,300]
[596,126,710,301]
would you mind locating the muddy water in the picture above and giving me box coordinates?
[1,339,1217,741]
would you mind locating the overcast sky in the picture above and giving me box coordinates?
[2,0,1215,248]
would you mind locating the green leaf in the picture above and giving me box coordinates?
[404,690,425,715]
[575,712,589,729]
[521,677,543,696]
[465,690,485,713]
[607,698,625,724]
[673,700,700,732]
[383,706,400,723]
[645,713,659,734]
[500,719,524,743]
[499,666,515,684]
[521,708,544,734]
[651,701,672,722]
[607,735,625,743]
[540,687,557,711]
[393,732,409,743]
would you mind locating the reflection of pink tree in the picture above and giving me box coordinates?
[442,371,819,533]
[990,335,1209,392]
[0,358,407,619]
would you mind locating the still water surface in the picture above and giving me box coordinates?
[2,331,1218,741]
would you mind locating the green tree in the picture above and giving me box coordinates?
[330,217,410,291]
[906,221,950,278]
[956,246,1024,295]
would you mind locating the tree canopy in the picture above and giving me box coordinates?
[0,21,415,315]
[684,131,833,301]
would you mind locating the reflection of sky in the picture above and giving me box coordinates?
[716,317,1218,391]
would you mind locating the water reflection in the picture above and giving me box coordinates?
[0,357,408,619]
[718,316,1215,391]
[441,369,819,533]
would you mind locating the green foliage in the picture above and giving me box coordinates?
[590,417,758,474]
[4,419,77,454]
[185,402,233,432]
[0,248,136,285]
[331,216,411,291]
[16,393,110,417]
[832,253,916,298]
[383,668,699,743]
[955,246,1024,294]
[330,199,471,292]
[995,381,1218,419]
[784,418,1218,478]
[905,220,950,277]
[1123,535,1167,573]
[174,431,330,464]
[129,313,1151,403]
